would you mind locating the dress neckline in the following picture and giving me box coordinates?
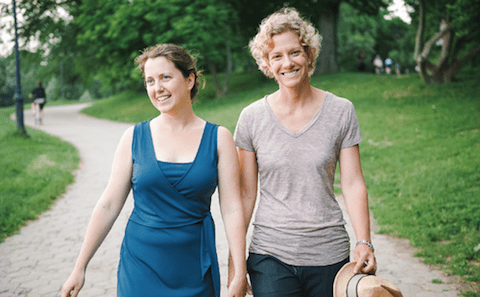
[146,121,210,186]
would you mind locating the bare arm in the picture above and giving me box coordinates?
[227,146,258,294]
[217,127,247,297]
[237,148,258,231]
[62,127,134,297]
[339,145,376,274]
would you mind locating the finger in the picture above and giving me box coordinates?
[353,260,365,274]
[364,255,377,274]
[247,282,253,295]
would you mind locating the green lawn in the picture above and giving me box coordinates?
[0,105,79,242]
[84,71,480,295]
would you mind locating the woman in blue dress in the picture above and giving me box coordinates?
[62,44,247,297]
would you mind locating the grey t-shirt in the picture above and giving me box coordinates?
[234,92,362,266]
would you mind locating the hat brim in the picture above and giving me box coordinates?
[333,262,357,297]
[334,262,403,297]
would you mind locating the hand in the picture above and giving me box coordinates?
[228,274,248,297]
[61,269,85,297]
[353,243,376,275]
[228,253,252,296]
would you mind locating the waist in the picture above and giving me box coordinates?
[129,207,212,228]
[249,224,350,266]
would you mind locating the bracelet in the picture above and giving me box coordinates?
[356,240,374,252]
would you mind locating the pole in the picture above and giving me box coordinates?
[13,0,29,137]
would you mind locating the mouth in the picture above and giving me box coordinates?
[282,70,299,77]
[157,95,171,102]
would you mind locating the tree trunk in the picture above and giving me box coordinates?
[413,0,425,63]
[206,42,233,99]
[205,56,223,98]
[316,3,339,74]
[222,40,233,96]
[414,0,480,84]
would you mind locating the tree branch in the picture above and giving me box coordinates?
[447,43,480,80]
[418,23,451,63]
[437,24,453,70]
[414,0,425,61]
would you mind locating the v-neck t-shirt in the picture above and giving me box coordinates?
[234,92,362,266]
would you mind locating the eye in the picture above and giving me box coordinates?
[270,54,281,60]
[162,75,171,80]
[146,78,154,85]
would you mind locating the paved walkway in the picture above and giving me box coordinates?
[1,104,466,296]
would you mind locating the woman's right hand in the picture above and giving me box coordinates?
[61,269,85,297]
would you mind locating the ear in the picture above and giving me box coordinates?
[186,73,195,90]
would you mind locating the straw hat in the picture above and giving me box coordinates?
[333,262,403,297]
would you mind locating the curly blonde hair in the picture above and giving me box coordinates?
[249,7,322,78]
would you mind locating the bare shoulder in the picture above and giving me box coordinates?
[115,126,135,154]
[217,126,235,153]
[121,126,135,144]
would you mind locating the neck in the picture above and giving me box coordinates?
[157,105,200,131]
[277,79,315,106]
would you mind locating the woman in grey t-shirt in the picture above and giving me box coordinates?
[231,7,376,297]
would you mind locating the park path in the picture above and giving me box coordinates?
[1,104,466,296]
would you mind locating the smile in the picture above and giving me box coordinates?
[283,70,299,77]
[157,95,171,101]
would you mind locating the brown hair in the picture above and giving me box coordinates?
[135,44,203,100]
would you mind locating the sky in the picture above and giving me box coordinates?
[385,0,413,24]
[1,0,414,57]
[1,0,17,56]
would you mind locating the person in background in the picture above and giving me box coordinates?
[231,7,376,297]
[61,44,247,297]
[357,50,366,72]
[385,57,393,74]
[373,55,383,74]
[30,81,46,122]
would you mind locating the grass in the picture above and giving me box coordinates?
[84,71,480,294]
[0,105,80,243]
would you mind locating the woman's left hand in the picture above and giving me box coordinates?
[353,243,376,274]
[228,274,247,297]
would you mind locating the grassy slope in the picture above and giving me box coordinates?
[0,106,79,242]
[67,72,480,294]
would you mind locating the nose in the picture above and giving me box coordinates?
[283,56,294,68]
[154,80,164,93]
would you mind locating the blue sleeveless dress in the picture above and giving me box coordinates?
[118,121,220,297]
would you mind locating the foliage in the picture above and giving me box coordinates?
[337,2,379,72]
[0,105,79,243]
[408,0,480,83]
[337,2,416,73]
[72,0,240,95]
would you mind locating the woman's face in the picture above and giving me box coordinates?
[267,30,310,88]
[144,56,194,114]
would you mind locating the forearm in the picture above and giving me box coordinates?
[343,180,371,242]
[72,198,123,272]
[222,202,247,277]
[242,190,257,232]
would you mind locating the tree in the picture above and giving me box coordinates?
[74,0,239,98]
[410,0,480,83]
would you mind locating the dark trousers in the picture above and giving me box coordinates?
[247,253,349,297]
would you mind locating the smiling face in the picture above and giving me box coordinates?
[267,30,310,89]
[144,56,195,114]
